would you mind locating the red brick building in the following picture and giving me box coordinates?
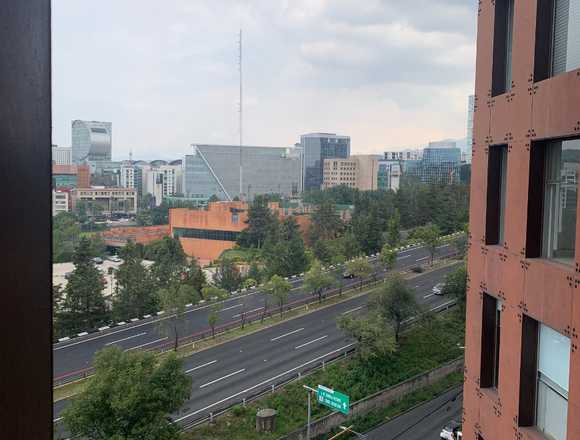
[465,2,580,440]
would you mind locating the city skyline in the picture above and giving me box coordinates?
[52,0,477,159]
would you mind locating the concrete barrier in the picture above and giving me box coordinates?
[277,358,464,440]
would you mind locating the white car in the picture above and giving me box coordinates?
[109,256,122,263]
[440,421,462,439]
[432,282,444,295]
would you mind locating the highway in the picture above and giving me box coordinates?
[365,386,463,439]
[53,243,456,384]
[53,261,460,431]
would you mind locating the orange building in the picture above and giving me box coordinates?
[170,201,248,266]
[100,225,170,248]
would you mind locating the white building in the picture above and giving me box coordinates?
[377,161,402,192]
[464,94,475,163]
[383,149,423,161]
[51,146,72,165]
[120,164,135,189]
[52,190,69,216]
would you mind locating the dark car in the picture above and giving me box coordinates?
[440,420,462,440]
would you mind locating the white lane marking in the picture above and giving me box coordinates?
[221,303,243,312]
[185,360,218,374]
[53,417,63,423]
[232,307,263,318]
[105,332,147,346]
[295,335,328,350]
[199,368,246,389]
[397,255,412,259]
[416,256,429,261]
[342,306,363,315]
[174,343,355,422]
[423,293,435,299]
[437,244,450,249]
[125,337,168,351]
[270,328,305,341]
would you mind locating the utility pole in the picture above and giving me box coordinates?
[303,385,316,440]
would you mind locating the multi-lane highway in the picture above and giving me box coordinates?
[53,243,456,384]
[54,261,460,431]
[365,386,463,439]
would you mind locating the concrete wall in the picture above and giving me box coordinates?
[278,358,464,440]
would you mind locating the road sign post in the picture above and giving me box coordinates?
[316,385,350,415]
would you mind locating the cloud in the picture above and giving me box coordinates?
[51,0,476,159]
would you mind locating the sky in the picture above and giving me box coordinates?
[52,0,477,160]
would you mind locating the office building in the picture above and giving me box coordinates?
[322,155,380,191]
[71,187,137,216]
[464,2,580,440]
[465,94,475,163]
[52,190,69,216]
[52,164,90,189]
[183,144,301,201]
[71,120,112,163]
[403,142,461,185]
[300,133,350,191]
[377,160,402,192]
[51,145,72,165]
[383,149,423,161]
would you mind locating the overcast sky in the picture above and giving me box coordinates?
[52,0,477,160]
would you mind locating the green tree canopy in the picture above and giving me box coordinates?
[53,212,81,262]
[371,274,420,343]
[338,313,396,360]
[442,263,467,314]
[309,200,343,241]
[380,244,397,271]
[346,257,373,290]
[264,274,292,317]
[158,283,199,351]
[413,224,441,266]
[263,217,309,278]
[214,258,242,292]
[237,195,278,248]
[62,347,191,440]
[303,260,334,303]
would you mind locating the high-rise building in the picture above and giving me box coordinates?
[464,2,580,440]
[383,149,423,161]
[377,160,402,192]
[71,120,112,163]
[183,144,301,201]
[51,145,72,165]
[300,133,350,191]
[403,141,461,185]
[465,94,475,163]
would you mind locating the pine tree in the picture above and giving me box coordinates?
[58,238,109,335]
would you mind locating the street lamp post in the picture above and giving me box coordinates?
[302,385,317,440]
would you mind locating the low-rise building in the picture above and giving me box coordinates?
[52,164,91,189]
[51,145,72,165]
[52,190,69,216]
[72,187,137,216]
[322,155,380,191]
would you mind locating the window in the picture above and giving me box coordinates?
[480,294,502,389]
[535,0,580,80]
[492,0,515,96]
[536,325,570,440]
[486,145,508,245]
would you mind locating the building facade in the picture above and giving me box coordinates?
[183,144,301,201]
[383,149,423,161]
[322,155,381,191]
[51,146,72,165]
[300,133,350,191]
[464,2,580,440]
[52,164,90,189]
[71,187,137,216]
[465,94,475,163]
[52,190,69,216]
[377,160,402,192]
[403,142,461,185]
[71,120,112,163]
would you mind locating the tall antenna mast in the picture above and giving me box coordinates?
[238,29,243,200]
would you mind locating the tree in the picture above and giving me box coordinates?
[158,283,198,351]
[371,274,420,343]
[184,259,207,293]
[263,217,309,278]
[451,234,468,259]
[265,275,292,317]
[113,241,157,321]
[303,260,334,303]
[339,230,362,260]
[201,285,229,301]
[338,313,396,360]
[247,261,262,284]
[442,263,467,314]
[242,278,257,289]
[208,303,222,338]
[414,224,441,266]
[147,237,187,288]
[52,212,81,262]
[53,284,64,339]
[386,210,401,247]
[214,258,242,292]
[380,244,397,271]
[309,200,343,241]
[331,254,347,295]
[346,257,373,290]
[62,347,190,440]
[57,238,109,335]
[237,196,277,248]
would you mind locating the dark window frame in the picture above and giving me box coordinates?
[1,1,53,439]
[486,145,508,246]
[480,293,501,389]
[492,0,515,96]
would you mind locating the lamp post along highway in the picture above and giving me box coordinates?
[303,384,351,440]
[302,385,316,440]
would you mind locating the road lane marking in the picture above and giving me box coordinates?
[397,254,412,259]
[232,307,263,318]
[174,343,355,422]
[186,360,218,374]
[270,328,304,341]
[105,332,147,346]
[295,335,328,349]
[342,306,363,315]
[423,293,435,299]
[416,256,429,261]
[199,369,246,388]
[221,304,243,312]
[125,337,168,351]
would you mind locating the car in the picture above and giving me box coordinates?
[342,271,355,279]
[432,282,444,295]
[440,420,462,440]
[92,257,103,264]
[108,255,122,263]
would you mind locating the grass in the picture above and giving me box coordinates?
[183,310,466,440]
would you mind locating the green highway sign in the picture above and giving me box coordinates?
[316,385,350,415]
